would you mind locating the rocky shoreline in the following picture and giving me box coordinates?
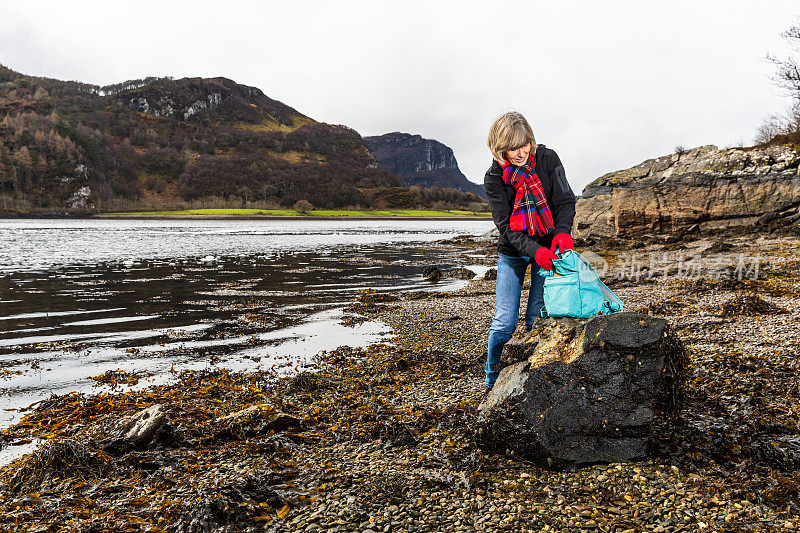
[573,144,800,238]
[1,227,799,532]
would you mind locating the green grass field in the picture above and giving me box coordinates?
[104,208,491,217]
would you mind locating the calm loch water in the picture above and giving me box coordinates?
[0,218,494,435]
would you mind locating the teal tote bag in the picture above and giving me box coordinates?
[537,249,623,318]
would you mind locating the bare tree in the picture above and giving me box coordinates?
[767,22,800,96]
[756,21,800,143]
[293,199,314,213]
[754,114,786,144]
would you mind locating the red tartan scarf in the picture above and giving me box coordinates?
[500,151,555,237]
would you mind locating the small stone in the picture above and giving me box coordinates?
[422,266,442,282]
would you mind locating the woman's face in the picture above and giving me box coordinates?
[504,143,531,166]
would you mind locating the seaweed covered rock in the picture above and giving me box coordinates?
[477,312,687,469]
[718,292,789,316]
[422,265,442,282]
[2,439,111,494]
[446,267,476,280]
[213,403,301,441]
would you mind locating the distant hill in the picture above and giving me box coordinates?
[0,66,484,213]
[363,132,486,199]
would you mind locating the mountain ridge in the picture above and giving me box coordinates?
[0,66,484,213]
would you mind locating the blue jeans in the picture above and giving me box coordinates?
[485,252,545,388]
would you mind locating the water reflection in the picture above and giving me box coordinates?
[0,219,493,438]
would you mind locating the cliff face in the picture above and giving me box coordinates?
[574,144,800,236]
[121,76,303,127]
[363,132,486,199]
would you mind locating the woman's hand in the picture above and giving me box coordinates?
[550,233,574,254]
[534,247,559,270]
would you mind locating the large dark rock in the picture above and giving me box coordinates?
[477,312,687,469]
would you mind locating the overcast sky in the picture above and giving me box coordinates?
[2,0,798,194]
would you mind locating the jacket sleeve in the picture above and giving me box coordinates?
[484,170,544,259]
[546,151,577,235]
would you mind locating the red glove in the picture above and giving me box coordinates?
[534,247,559,270]
[550,232,574,254]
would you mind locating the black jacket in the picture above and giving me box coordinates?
[484,144,577,258]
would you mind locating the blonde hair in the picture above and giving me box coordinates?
[487,111,537,163]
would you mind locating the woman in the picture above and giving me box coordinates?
[483,111,577,394]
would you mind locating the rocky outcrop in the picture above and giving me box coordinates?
[66,186,92,209]
[124,77,291,125]
[363,132,486,198]
[476,313,687,469]
[574,144,800,237]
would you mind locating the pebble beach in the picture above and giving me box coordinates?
[1,227,799,532]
